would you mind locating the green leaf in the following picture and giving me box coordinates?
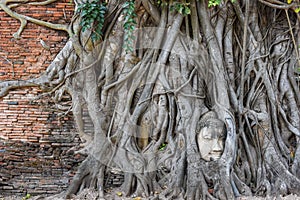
[129,25,135,30]
[184,6,191,15]
[77,1,107,41]
[170,2,191,16]
[159,143,167,151]
[123,1,130,8]
[179,6,184,14]
[208,0,221,7]
[122,0,136,53]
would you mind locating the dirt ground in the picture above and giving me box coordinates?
[0,188,300,200]
[1,195,300,200]
[1,188,300,200]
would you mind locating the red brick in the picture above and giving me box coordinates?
[0,3,84,196]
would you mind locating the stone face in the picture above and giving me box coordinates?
[196,111,226,162]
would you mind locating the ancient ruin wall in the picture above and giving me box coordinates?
[0,0,85,197]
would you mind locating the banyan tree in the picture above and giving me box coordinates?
[1,0,300,199]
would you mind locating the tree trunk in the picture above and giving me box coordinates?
[1,0,300,199]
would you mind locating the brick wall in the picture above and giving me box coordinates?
[0,0,87,197]
[0,138,84,196]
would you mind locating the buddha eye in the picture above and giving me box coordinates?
[202,132,212,139]
[203,135,211,139]
[200,127,212,139]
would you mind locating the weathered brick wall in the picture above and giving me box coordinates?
[0,0,87,197]
[0,0,73,80]
[0,138,83,196]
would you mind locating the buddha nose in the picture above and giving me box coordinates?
[212,140,223,152]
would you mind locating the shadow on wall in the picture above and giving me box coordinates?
[0,138,85,197]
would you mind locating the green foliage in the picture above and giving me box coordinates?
[208,0,236,7]
[208,0,221,7]
[159,143,167,151]
[287,0,300,13]
[170,2,191,16]
[22,194,31,200]
[156,0,168,7]
[77,1,107,41]
[123,0,137,53]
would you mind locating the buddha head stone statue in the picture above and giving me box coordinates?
[196,111,226,161]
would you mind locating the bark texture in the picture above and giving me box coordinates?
[1,0,300,199]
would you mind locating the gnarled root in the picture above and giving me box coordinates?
[65,155,106,199]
